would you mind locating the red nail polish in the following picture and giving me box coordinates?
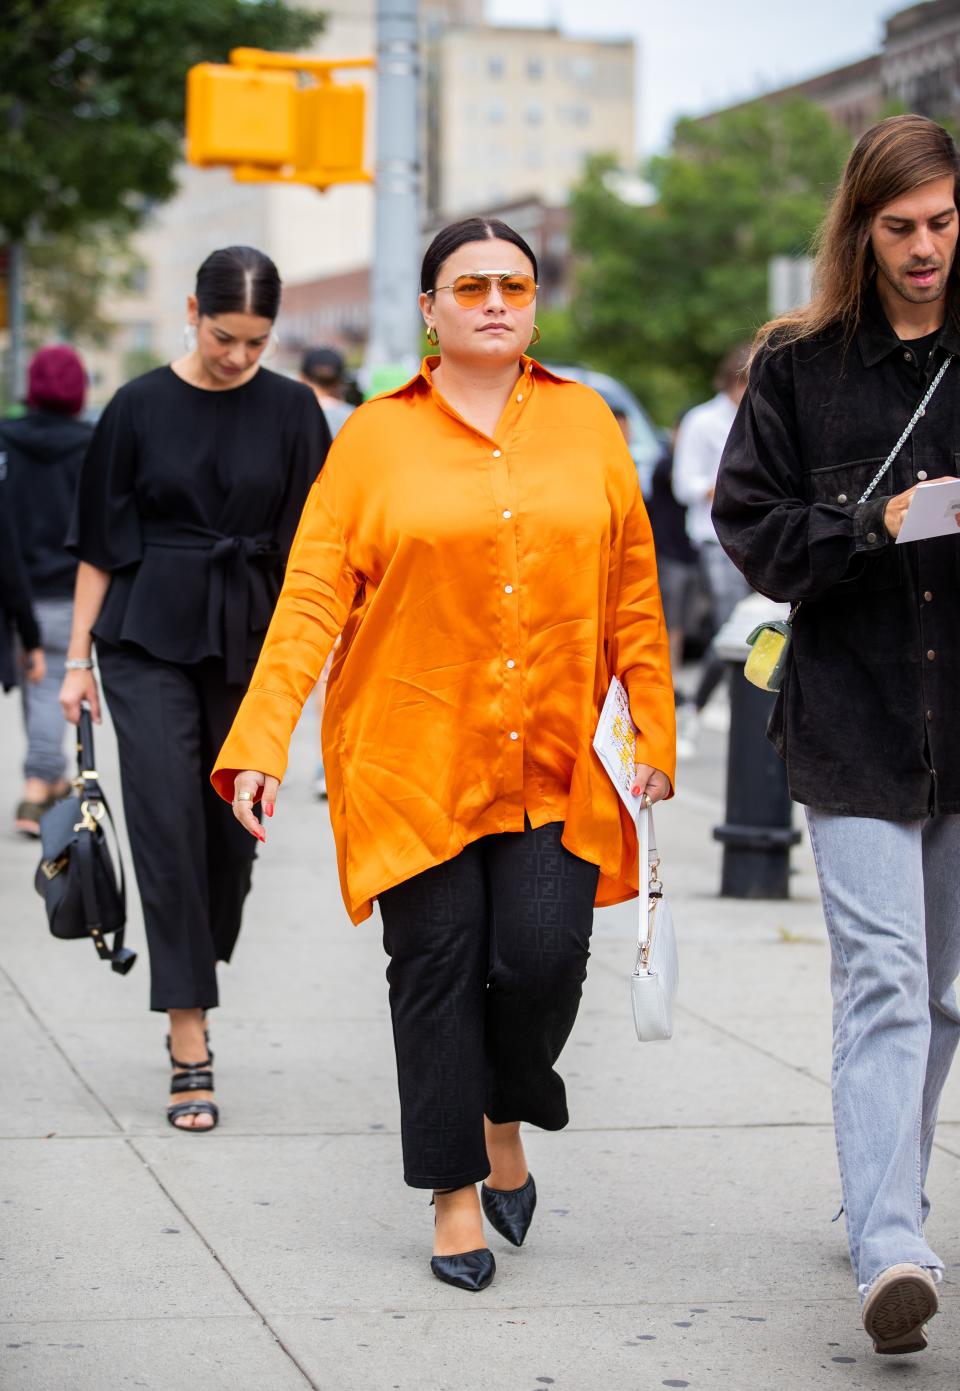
[265,804,274,818]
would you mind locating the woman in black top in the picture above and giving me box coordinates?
[60,246,330,1131]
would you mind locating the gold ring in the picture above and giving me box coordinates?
[236,791,253,802]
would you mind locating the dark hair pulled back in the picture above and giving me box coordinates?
[195,245,282,321]
[420,218,539,294]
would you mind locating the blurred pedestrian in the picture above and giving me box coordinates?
[0,478,44,696]
[60,246,331,1132]
[212,217,675,1291]
[299,346,356,798]
[2,346,91,834]
[672,345,751,751]
[300,345,355,438]
[714,114,960,1356]
[641,411,699,716]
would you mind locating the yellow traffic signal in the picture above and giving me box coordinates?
[187,64,299,168]
[185,51,372,191]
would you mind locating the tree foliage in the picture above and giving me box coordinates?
[0,0,326,243]
[566,99,853,424]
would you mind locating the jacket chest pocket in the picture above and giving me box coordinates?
[804,457,902,592]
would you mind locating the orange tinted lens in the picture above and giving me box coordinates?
[500,274,536,306]
[452,275,491,305]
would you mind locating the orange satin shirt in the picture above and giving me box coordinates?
[212,357,676,924]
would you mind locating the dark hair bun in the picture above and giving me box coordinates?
[420,218,539,294]
[195,246,282,321]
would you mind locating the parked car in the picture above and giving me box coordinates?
[542,363,663,494]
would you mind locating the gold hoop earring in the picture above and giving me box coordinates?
[426,326,439,346]
[530,324,542,347]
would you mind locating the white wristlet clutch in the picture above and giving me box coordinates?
[632,805,678,1042]
[592,676,678,1043]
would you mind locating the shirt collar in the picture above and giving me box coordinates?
[373,355,572,401]
[857,281,960,366]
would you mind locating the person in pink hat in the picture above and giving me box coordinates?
[1,345,92,834]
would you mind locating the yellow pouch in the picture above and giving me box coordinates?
[743,621,793,692]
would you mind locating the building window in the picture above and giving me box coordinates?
[488,54,504,79]
[487,101,505,125]
[525,101,542,126]
[527,56,543,80]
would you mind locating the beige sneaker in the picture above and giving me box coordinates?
[861,1263,939,1355]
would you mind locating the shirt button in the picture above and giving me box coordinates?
[866,531,878,543]
[927,649,936,660]
[516,393,523,402]
[917,470,928,480]
[492,449,502,458]
[506,659,516,669]
[903,350,912,361]
[503,509,512,519]
[837,493,848,504]
[927,710,934,721]
[924,590,933,602]
[504,584,513,594]
[509,730,519,740]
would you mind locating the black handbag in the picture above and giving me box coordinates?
[34,705,136,974]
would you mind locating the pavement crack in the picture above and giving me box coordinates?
[0,963,124,1133]
[125,1136,322,1390]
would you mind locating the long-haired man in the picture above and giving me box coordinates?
[714,114,960,1357]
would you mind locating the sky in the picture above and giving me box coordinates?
[484,0,899,156]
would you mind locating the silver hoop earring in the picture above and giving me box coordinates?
[183,324,198,352]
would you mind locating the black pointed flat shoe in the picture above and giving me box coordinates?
[481,1173,537,1247]
[430,1248,496,1292]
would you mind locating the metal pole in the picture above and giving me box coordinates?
[7,240,26,407]
[364,0,421,382]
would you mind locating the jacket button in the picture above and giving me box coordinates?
[866,531,878,543]
[927,710,934,721]
[927,649,936,660]
[924,590,933,602]
[917,470,928,480]
[903,350,913,361]
[837,493,848,504]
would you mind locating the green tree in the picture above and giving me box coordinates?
[0,0,325,242]
[1,0,325,402]
[567,99,852,424]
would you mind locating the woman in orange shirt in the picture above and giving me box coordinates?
[212,217,675,1292]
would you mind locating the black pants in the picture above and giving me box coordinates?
[98,642,257,1012]
[379,820,599,1189]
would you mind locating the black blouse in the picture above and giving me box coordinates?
[68,366,330,683]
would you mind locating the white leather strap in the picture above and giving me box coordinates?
[637,805,659,951]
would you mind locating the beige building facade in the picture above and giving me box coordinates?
[427,25,635,216]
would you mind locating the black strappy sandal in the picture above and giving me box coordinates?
[166,1042,219,1132]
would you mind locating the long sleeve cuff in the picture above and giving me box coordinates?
[853,496,892,553]
[210,687,303,802]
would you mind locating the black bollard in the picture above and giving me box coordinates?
[712,663,801,898]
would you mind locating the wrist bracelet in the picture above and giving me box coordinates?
[65,658,94,671]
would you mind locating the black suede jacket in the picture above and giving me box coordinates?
[713,289,960,818]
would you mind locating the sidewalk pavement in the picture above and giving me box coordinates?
[1,686,958,1391]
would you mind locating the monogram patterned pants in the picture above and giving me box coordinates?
[379,819,599,1189]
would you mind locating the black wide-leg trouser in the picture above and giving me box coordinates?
[378,819,599,1190]
[97,641,257,1012]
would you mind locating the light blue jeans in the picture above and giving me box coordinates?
[806,808,960,1292]
[20,597,72,784]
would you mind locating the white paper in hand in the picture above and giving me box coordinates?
[593,677,638,818]
[896,477,960,543]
